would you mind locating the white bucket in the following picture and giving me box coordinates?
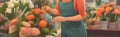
[100,21,108,30]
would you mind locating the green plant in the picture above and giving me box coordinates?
[95,0,102,6]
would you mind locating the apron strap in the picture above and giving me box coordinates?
[60,0,73,2]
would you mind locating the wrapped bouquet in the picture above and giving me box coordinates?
[0,0,57,37]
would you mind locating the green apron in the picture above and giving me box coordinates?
[59,0,87,37]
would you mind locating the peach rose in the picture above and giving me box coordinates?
[31,28,41,36]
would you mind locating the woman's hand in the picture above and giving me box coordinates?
[52,16,67,23]
[41,6,51,11]
[42,6,59,15]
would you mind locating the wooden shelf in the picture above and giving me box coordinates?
[87,29,120,37]
[87,29,120,32]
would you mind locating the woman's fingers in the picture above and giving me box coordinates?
[52,16,66,22]
[41,6,50,11]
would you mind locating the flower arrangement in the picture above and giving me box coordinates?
[0,0,57,37]
[105,2,119,22]
[96,2,120,22]
[96,7,107,21]
[86,7,100,28]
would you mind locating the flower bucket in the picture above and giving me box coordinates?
[94,24,101,29]
[99,21,108,30]
[88,25,101,29]
[87,23,101,29]
[108,22,117,30]
[116,21,120,30]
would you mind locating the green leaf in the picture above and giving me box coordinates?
[0,20,7,26]
[108,14,118,22]
[0,32,19,37]
[40,34,46,37]
[5,8,16,20]
[41,28,50,34]
[19,2,30,13]
[50,29,57,34]
[0,3,8,14]
[16,18,22,32]
[95,0,102,6]
[47,32,55,36]
[22,15,27,21]
[0,30,8,34]
[14,3,20,8]
[92,13,96,18]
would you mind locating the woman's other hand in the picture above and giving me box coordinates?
[52,16,67,23]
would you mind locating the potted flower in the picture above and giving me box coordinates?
[104,2,120,30]
[96,6,108,30]
[86,8,101,29]
[117,14,120,30]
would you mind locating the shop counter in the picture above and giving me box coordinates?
[87,29,120,37]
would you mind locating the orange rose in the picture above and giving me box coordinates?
[9,18,18,25]
[99,7,105,13]
[109,2,116,6]
[41,10,47,14]
[31,28,40,36]
[20,27,32,36]
[96,8,105,17]
[112,9,120,14]
[96,12,103,17]
[103,4,110,8]
[22,21,31,27]
[26,14,35,21]
[20,27,40,36]
[32,8,41,14]
[105,7,112,13]
[39,20,47,28]
[113,6,120,9]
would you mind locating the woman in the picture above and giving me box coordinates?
[43,0,87,37]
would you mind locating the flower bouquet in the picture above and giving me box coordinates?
[86,7,101,29]
[0,0,57,37]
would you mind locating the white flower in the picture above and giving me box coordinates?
[48,0,54,4]
[29,0,34,8]
[8,2,15,8]
[21,0,29,4]
[9,0,14,2]
[6,8,12,13]
[13,0,20,3]
[9,0,19,3]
